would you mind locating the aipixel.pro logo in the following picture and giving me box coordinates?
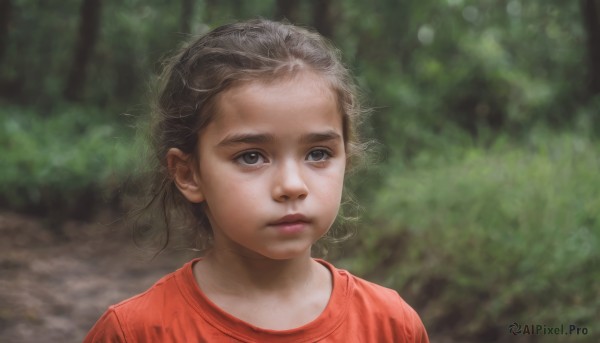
[509,322,589,336]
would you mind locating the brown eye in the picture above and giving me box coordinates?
[236,151,265,165]
[307,149,330,162]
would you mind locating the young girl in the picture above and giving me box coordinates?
[85,19,429,342]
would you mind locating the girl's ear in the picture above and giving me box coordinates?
[166,148,205,203]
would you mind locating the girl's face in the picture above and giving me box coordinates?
[192,72,346,260]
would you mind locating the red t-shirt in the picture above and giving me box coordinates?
[84,259,429,342]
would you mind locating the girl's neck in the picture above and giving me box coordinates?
[192,248,333,330]
[196,248,325,297]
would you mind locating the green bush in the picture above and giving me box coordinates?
[342,131,600,342]
[0,105,137,218]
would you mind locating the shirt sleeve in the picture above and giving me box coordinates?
[83,308,127,343]
[391,290,430,343]
[407,300,430,343]
[414,315,430,343]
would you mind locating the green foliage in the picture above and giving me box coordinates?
[342,131,600,342]
[336,0,592,163]
[0,105,136,217]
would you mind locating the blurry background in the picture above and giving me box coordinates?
[1,0,599,342]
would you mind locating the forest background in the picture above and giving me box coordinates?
[1,0,599,342]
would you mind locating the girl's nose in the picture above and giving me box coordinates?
[272,161,309,202]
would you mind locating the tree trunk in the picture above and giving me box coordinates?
[0,0,11,64]
[64,0,102,102]
[275,0,299,23]
[181,0,193,34]
[312,0,334,38]
[582,0,600,94]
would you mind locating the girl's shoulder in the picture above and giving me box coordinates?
[319,259,410,307]
[110,259,196,316]
[84,260,198,342]
[321,259,427,338]
[112,269,180,311]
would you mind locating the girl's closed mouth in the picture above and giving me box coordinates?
[269,214,310,234]
[270,213,309,225]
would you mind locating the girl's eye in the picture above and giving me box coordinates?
[236,152,265,166]
[306,149,331,162]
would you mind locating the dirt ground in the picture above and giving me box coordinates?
[0,210,196,343]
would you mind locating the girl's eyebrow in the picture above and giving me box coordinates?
[300,130,342,144]
[217,130,342,148]
[217,132,274,147]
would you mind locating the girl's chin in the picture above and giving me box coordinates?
[251,246,314,261]
[211,237,317,261]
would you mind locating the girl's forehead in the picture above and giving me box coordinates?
[204,72,342,135]
[214,72,337,115]
[227,70,334,97]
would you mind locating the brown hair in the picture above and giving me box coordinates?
[137,19,368,253]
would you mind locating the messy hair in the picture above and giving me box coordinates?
[136,19,368,254]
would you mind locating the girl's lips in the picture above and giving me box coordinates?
[270,213,309,225]
[269,214,309,234]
